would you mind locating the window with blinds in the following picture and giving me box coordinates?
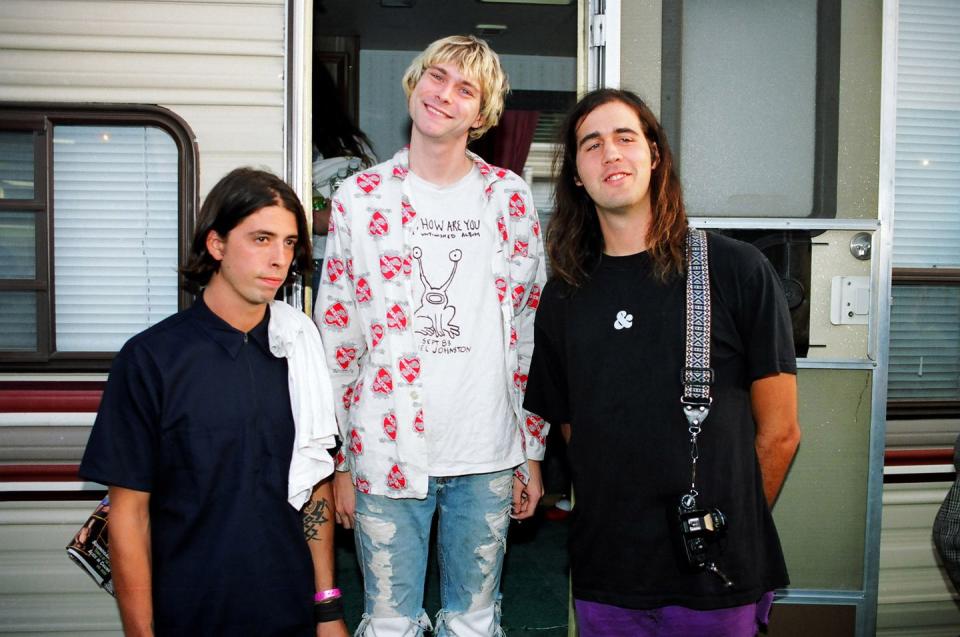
[0,107,196,370]
[888,0,960,416]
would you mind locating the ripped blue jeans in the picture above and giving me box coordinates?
[353,468,513,637]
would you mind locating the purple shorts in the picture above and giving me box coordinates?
[574,592,775,637]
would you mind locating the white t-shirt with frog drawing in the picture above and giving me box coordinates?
[406,167,522,476]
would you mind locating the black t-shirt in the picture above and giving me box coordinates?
[79,298,314,636]
[524,232,796,610]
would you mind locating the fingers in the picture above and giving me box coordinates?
[511,477,537,520]
[511,473,545,520]
[332,472,357,530]
[335,511,354,530]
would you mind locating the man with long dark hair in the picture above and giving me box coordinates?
[80,168,348,636]
[523,89,801,636]
[317,35,546,636]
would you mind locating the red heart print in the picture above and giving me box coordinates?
[323,302,349,328]
[398,355,421,383]
[357,172,382,194]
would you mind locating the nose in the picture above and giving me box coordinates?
[271,241,292,268]
[435,81,453,103]
[602,141,622,164]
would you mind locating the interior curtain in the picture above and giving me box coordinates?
[472,110,540,175]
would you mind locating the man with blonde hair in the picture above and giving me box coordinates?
[317,35,547,636]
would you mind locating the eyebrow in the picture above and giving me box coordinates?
[248,229,299,241]
[577,127,641,149]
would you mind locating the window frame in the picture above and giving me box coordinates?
[658,0,841,219]
[887,268,960,420]
[0,104,198,372]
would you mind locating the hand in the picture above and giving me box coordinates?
[333,471,356,529]
[317,618,350,637]
[511,460,543,520]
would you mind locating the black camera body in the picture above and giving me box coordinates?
[677,503,727,570]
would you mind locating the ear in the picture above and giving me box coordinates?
[206,229,226,262]
[574,174,583,187]
[650,142,660,171]
[471,113,484,130]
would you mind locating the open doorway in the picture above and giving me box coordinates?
[310,0,578,222]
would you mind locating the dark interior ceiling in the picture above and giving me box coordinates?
[314,0,578,57]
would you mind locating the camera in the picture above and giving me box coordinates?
[678,505,727,570]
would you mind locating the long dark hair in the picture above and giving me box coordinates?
[180,167,312,294]
[313,62,375,164]
[548,88,688,286]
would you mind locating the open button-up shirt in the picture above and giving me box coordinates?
[316,148,548,498]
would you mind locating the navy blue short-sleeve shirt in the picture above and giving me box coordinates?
[80,297,314,636]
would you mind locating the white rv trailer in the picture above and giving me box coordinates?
[0,1,957,635]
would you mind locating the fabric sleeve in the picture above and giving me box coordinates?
[315,192,366,472]
[78,348,161,492]
[738,253,798,381]
[514,181,551,460]
[522,283,570,429]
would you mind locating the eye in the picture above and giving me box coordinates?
[460,87,474,97]
[255,235,269,243]
[431,71,443,82]
[285,238,297,247]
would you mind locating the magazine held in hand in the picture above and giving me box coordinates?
[65,496,114,596]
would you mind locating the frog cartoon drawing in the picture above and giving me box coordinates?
[412,246,461,338]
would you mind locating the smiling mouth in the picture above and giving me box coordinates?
[261,276,285,287]
[604,172,630,183]
[424,103,451,118]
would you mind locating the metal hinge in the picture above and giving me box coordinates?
[590,13,606,48]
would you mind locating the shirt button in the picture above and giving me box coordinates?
[411,391,419,400]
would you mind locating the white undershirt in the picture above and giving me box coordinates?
[407,167,521,476]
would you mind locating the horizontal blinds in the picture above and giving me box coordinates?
[893,0,960,268]
[0,291,37,351]
[52,125,178,352]
[0,132,35,200]
[888,285,960,401]
[0,211,36,279]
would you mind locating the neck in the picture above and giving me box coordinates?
[202,277,268,333]
[407,130,473,186]
[596,204,653,256]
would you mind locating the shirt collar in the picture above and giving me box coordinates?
[191,295,272,359]
[389,146,508,191]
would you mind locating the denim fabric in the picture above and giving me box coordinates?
[353,468,514,637]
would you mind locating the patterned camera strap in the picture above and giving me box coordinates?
[684,229,712,407]
[682,228,712,500]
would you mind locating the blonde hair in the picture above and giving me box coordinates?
[402,35,509,140]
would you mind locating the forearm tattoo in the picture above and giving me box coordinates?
[302,498,330,542]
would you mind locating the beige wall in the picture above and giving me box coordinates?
[0,0,287,199]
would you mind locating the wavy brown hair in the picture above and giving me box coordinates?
[548,88,688,286]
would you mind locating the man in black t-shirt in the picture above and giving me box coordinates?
[523,89,801,637]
